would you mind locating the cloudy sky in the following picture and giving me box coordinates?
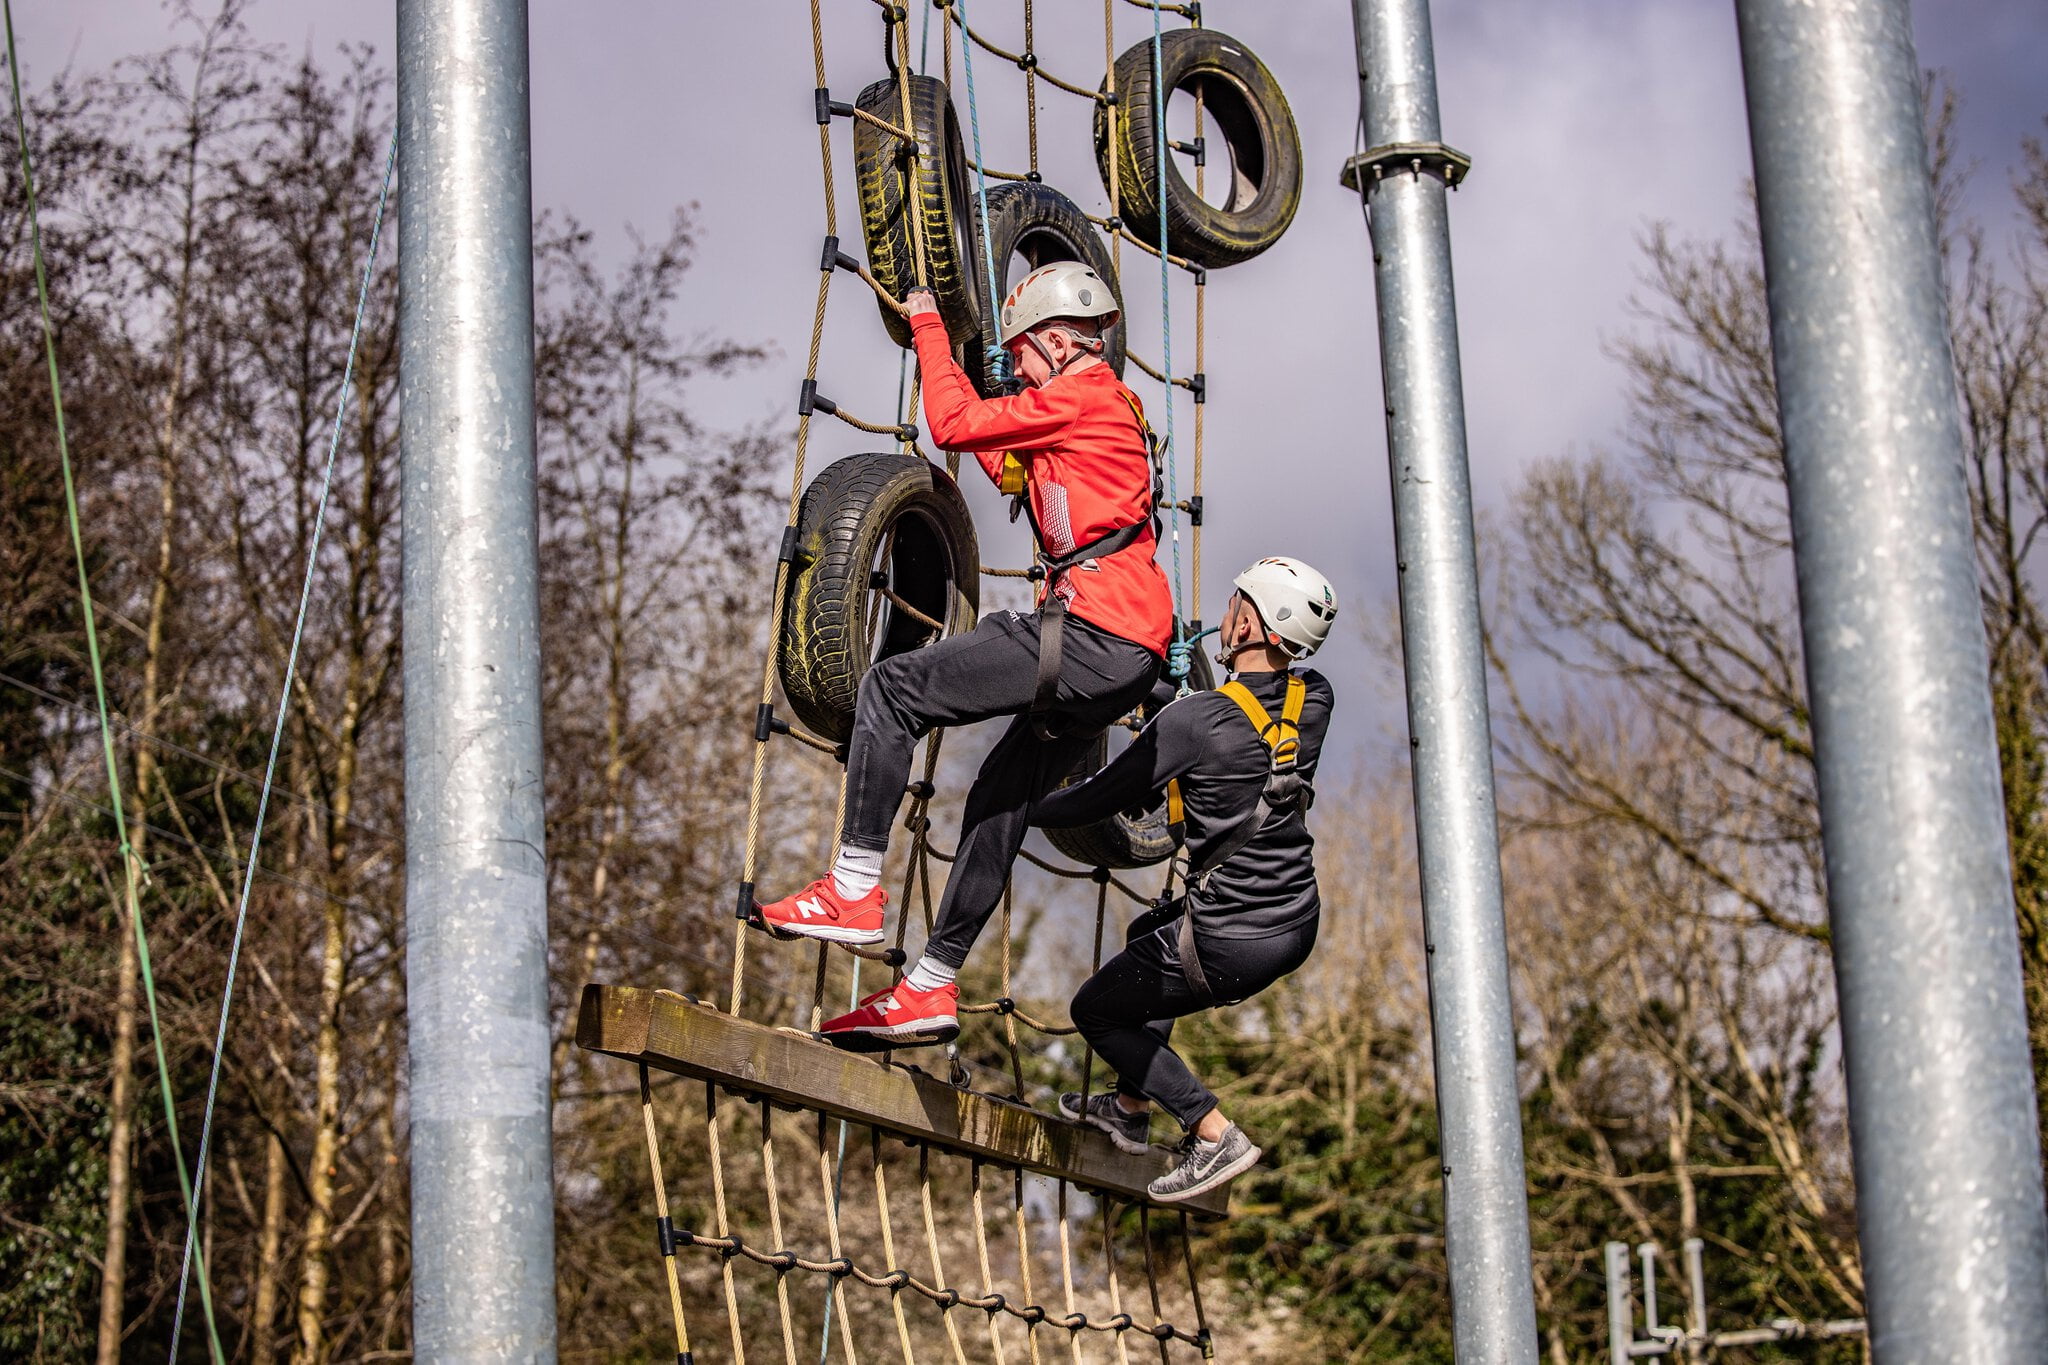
[17,1,2048,764]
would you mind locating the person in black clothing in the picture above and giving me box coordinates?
[1034,556,1339,1203]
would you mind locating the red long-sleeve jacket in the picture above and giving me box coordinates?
[912,312,1173,657]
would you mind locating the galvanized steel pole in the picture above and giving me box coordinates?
[1343,0,1539,1358]
[1735,0,2048,1359]
[398,0,557,1359]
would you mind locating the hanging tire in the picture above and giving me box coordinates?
[779,453,981,745]
[965,181,1128,399]
[855,74,986,351]
[1094,30,1302,270]
[1043,635,1214,870]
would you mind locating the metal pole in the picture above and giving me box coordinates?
[1606,1242,1634,1365]
[1342,1,1539,1358]
[398,1,557,1359]
[1734,1,2048,1360]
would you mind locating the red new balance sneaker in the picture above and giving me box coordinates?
[755,877,888,946]
[820,980,959,1051]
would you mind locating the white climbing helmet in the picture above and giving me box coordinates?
[997,261,1120,346]
[1233,556,1339,658]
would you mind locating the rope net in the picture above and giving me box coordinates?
[618,1,1223,1358]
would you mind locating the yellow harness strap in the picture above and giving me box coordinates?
[1218,676,1307,768]
[1164,675,1305,837]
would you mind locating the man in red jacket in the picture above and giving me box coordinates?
[758,262,1173,1049]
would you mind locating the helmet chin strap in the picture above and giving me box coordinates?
[1022,326,1104,381]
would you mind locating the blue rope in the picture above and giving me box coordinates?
[1151,6,1185,641]
[167,128,400,1361]
[954,0,1010,389]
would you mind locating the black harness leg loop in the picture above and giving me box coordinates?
[1031,596,1067,742]
[1176,904,1215,1005]
[1023,518,1150,741]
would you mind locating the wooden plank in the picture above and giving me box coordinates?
[577,983,1229,1217]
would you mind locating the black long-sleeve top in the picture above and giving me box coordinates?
[1033,668,1334,939]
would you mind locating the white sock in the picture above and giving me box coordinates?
[904,955,958,994]
[832,845,884,901]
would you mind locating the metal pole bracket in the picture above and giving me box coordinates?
[1341,141,1473,193]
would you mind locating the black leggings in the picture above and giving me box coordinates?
[1070,902,1317,1130]
[841,608,1158,968]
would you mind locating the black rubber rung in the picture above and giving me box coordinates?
[1025,170,1043,183]
[1187,494,1204,526]
[882,947,907,967]
[656,1215,679,1257]
[1091,866,1111,884]
[798,378,819,415]
[1102,214,1122,233]
[755,703,788,743]
[899,423,919,443]
[994,996,1015,1015]
[906,780,936,800]
[1187,1,1201,24]
[1185,617,1203,635]
[777,524,801,566]
[1026,565,1046,582]
[1101,91,1119,108]
[735,881,756,922]
[1189,372,1207,404]
[813,87,833,126]
[819,233,841,271]
[870,569,890,589]
[1017,51,1037,70]
[1193,267,1208,286]
[679,1353,693,1365]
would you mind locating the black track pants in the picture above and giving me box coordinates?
[841,608,1158,968]
[1070,901,1318,1130]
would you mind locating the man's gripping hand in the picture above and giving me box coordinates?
[902,288,940,322]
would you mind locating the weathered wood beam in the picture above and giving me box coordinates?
[576,984,1228,1217]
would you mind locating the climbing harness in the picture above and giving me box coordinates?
[1014,386,1165,741]
[1162,673,1309,1001]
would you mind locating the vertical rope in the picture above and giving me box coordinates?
[737,0,865,1016]
[1103,1201,1133,1365]
[1014,1170,1045,1365]
[918,1147,971,1365]
[815,1112,861,1365]
[1140,1207,1170,1365]
[817,966,862,1362]
[1056,1182,1084,1364]
[706,1084,748,1364]
[761,1100,801,1365]
[1022,0,1040,180]
[999,884,1028,1099]
[1103,0,1122,284]
[1189,78,1206,615]
[953,0,1010,386]
[639,1067,694,1364]
[871,1130,920,1365]
[1149,2,1184,632]
[1179,1212,1212,1360]
[970,1162,1010,1365]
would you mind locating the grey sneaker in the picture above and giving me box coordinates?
[1060,1091,1152,1154]
[1148,1123,1261,1203]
